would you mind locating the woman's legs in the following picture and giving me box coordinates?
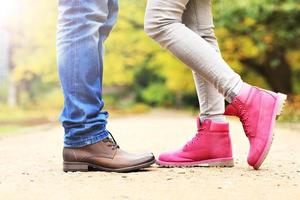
[145,0,287,169]
[183,0,225,122]
[144,0,243,102]
[145,0,234,168]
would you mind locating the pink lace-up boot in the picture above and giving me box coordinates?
[156,118,234,167]
[225,83,287,169]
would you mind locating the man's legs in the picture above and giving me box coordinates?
[57,0,118,147]
[57,0,155,172]
[183,0,226,122]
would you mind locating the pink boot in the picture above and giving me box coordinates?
[225,83,287,169]
[156,118,234,167]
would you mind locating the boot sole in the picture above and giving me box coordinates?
[156,157,234,168]
[63,158,155,173]
[253,92,287,170]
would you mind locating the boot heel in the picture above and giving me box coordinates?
[63,162,89,172]
[208,159,234,167]
[276,93,287,117]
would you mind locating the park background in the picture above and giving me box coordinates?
[0,0,299,134]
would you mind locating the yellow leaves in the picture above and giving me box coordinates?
[286,50,300,70]
[216,28,261,74]
[104,29,150,86]
[218,32,260,60]
[12,67,33,82]
[236,36,260,59]
[218,34,260,74]
[104,54,134,86]
[12,44,57,84]
[263,34,273,44]
[223,38,236,52]
[164,67,195,94]
[7,0,58,87]
[154,52,195,93]
[103,1,157,87]
[226,58,243,74]
[215,27,230,38]
[243,17,256,27]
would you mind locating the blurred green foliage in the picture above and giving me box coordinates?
[1,0,299,123]
[215,0,300,94]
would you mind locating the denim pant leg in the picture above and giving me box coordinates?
[57,0,118,147]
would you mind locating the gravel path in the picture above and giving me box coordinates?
[0,110,299,200]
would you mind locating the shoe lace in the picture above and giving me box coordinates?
[234,99,251,136]
[185,126,205,148]
[103,131,120,150]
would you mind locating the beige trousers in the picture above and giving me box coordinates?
[144,0,243,118]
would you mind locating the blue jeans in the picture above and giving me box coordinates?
[57,0,118,147]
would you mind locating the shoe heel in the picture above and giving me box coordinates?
[63,162,89,172]
[276,93,287,118]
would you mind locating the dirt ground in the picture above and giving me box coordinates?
[0,110,299,200]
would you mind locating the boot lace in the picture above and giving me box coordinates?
[185,126,206,148]
[234,99,251,137]
[103,131,120,150]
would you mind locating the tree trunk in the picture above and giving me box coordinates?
[175,93,183,108]
[7,77,17,106]
[7,34,18,107]
[240,50,293,94]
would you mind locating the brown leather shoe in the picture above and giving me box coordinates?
[63,133,155,172]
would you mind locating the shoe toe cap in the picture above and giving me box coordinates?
[158,150,187,162]
[247,138,266,166]
[134,152,155,164]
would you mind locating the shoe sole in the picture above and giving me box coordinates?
[253,92,287,170]
[63,158,155,173]
[156,157,234,168]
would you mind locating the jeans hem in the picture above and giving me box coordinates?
[64,130,109,148]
